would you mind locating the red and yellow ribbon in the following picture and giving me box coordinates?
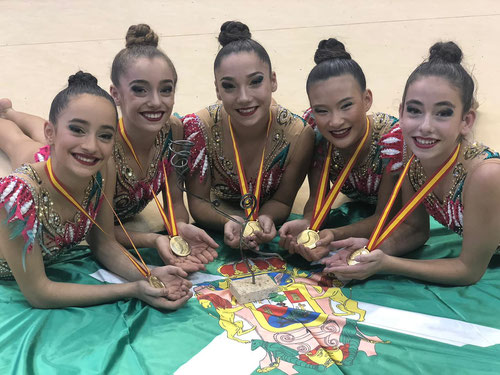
[45,157,151,278]
[366,143,461,250]
[119,118,177,236]
[309,116,370,231]
[45,157,105,233]
[228,111,272,220]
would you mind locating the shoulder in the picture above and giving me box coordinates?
[464,159,500,197]
[34,145,51,163]
[0,172,37,205]
[273,105,306,128]
[374,112,402,143]
[0,170,39,250]
[182,112,207,144]
[168,115,183,129]
[462,156,500,213]
[374,113,405,173]
[277,106,314,150]
[168,115,183,140]
[182,103,220,132]
[103,157,116,187]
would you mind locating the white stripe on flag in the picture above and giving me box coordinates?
[175,331,263,375]
[90,269,500,348]
[358,301,500,347]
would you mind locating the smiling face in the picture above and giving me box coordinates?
[111,56,175,133]
[308,75,372,150]
[400,75,475,165]
[45,93,117,178]
[214,51,277,129]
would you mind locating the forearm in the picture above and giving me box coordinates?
[301,197,315,222]
[173,201,190,224]
[90,236,151,282]
[188,198,228,231]
[379,222,429,256]
[29,279,138,309]
[114,226,161,249]
[329,214,381,242]
[259,199,292,226]
[383,256,480,286]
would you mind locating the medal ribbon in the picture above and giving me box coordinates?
[45,157,151,278]
[367,143,461,250]
[309,116,370,231]
[228,110,272,220]
[119,118,177,236]
[45,157,105,233]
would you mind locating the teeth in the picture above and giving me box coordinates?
[331,128,349,135]
[238,107,256,114]
[74,154,96,163]
[143,112,162,120]
[415,137,437,145]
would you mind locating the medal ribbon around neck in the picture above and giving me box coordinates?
[228,110,272,220]
[45,157,153,280]
[366,143,461,251]
[309,116,370,231]
[118,118,177,236]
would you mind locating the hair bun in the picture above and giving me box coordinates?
[429,41,462,64]
[67,71,98,87]
[314,38,351,65]
[218,21,251,47]
[125,24,159,48]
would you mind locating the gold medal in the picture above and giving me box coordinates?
[296,229,320,249]
[307,117,370,233]
[170,235,191,257]
[345,145,461,267]
[243,220,262,238]
[347,247,370,265]
[148,275,166,289]
[228,112,272,223]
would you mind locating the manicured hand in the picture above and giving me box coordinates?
[289,229,334,261]
[253,214,277,248]
[278,218,309,250]
[177,222,219,266]
[150,265,192,299]
[224,215,258,250]
[155,235,205,273]
[135,279,192,310]
[319,237,369,268]
[322,249,387,280]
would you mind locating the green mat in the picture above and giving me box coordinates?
[1,202,499,374]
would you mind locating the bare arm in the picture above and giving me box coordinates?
[0,225,139,308]
[260,125,315,225]
[377,173,430,256]
[325,162,500,285]
[278,155,321,249]
[185,168,228,231]
[329,172,399,241]
[384,162,500,284]
[322,171,429,268]
[88,160,192,306]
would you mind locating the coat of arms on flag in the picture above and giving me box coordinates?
[193,257,387,373]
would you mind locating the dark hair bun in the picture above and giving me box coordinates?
[314,38,351,64]
[218,21,251,47]
[68,71,98,87]
[429,41,462,64]
[125,24,159,48]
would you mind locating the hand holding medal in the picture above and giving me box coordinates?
[294,117,370,254]
[45,157,165,289]
[227,110,272,247]
[345,143,462,266]
[119,119,191,258]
